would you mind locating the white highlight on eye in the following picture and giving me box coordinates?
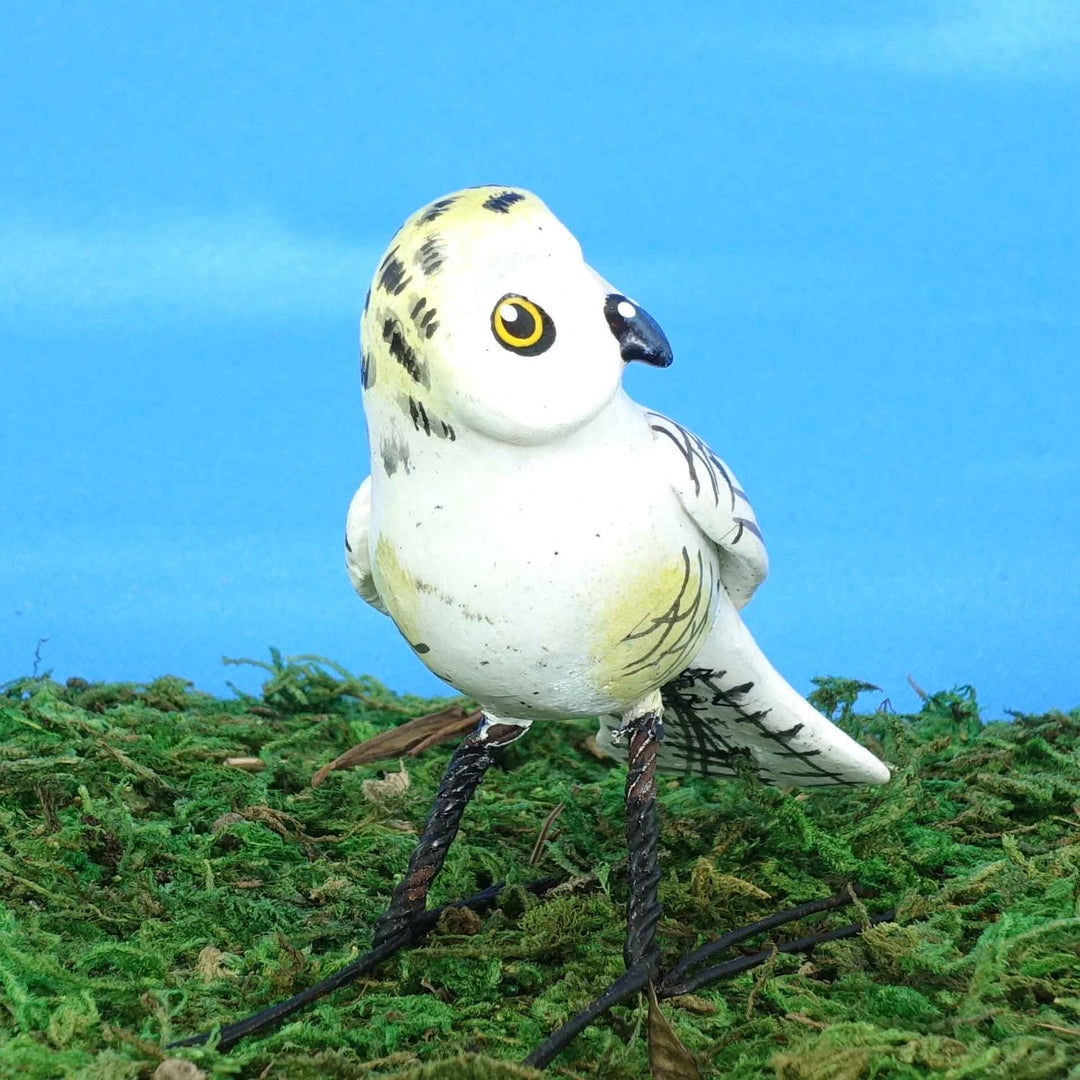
[617,300,637,320]
[499,302,519,323]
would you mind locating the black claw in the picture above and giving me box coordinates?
[523,891,896,1071]
[170,876,560,1051]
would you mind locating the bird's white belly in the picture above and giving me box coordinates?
[370,475,721,720]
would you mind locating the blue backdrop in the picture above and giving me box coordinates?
[2,1,1077,716]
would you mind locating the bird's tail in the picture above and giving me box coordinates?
[597,602,890,787]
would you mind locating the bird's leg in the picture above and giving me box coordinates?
[372,717,528,947]
[621,693,665,975]
[169,716,537,1052]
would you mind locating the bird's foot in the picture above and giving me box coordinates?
[523,888,896,1071]
[170,876,560,1051]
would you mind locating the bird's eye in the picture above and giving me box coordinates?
[491,294,556,356]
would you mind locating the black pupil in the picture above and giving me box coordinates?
[504,302,537,341]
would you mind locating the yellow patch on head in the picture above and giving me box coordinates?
[361,187,546,408]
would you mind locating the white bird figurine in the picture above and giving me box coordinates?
[344,184,889,1044]
[172,186,892,1061]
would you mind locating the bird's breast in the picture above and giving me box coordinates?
[369,466,720,719]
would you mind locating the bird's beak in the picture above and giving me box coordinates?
[604,293,673,368]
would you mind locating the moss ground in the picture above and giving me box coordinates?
[1,653,1079,1079]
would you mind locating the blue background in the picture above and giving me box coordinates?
[2,1,1078,716]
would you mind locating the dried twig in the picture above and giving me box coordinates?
[530,803,566,867]
[311,706,481,786]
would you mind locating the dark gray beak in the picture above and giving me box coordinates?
[604,293,673,368]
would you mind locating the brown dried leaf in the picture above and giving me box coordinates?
[311,706,480,786]
[648,980,703,1080]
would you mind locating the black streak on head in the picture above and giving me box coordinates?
[363,287,371,313]
[415,234,444,275]
[411,297,439,337]
[407,396,431,435]
[382,317,429,386]
[419,197,456,224]
[361,348,376,389]
[344,533,352,553]
[378,248,412,296]
[483,190,525,214]
[419,305,440,338]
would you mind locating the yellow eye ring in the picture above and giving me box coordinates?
[491,294,556,356]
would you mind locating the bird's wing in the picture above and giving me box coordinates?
[644,409,767,610]
[598,414,888,788]
[596,597,890,787]
[345,477,388,614]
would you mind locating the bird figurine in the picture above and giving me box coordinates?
[171,186,891,1062]
[344,185,889,1017]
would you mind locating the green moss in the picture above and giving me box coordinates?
[1,660,1079,1078]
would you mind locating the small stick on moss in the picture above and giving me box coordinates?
[224,757,265,772]
[530,803,565,867]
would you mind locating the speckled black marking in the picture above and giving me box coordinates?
[483,190,525,214]
[378,248,412,296]
[399,393,455,441]
[380,436,411,476]
[363,288,371,313]
[411,298,440,337]
[407,396,432,435]
[415,234,444,275]
[361,348,376,389]
[419,197,455,224]
[382,317,429,386]
[413,642,431,654]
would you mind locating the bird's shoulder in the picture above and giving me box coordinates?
[642,408,768,609]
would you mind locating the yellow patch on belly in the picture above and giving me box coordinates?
[590,547,716,704]
[372,535,422,645]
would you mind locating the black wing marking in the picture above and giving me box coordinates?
[659,668,862,786]
[620,548,716,679]
[646,412,744,512]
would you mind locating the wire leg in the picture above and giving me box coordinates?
[171,875,559,1050]
[623,704,664,974]
[170,719,532,1051]
[523,701,664,1070]
[373,720,527,947]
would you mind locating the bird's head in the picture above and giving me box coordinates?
[360,186,671,445]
